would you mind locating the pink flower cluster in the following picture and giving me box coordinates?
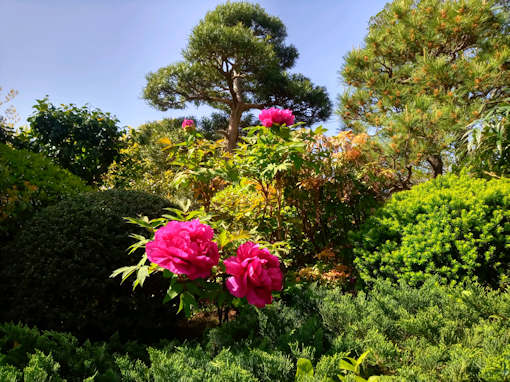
[259,108,295,127]
[181,119,195,130]
[146,220,283,307]
[146,219,219,280]
[224,242,283,308]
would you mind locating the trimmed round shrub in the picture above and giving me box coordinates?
[0,143,90,241]
[352,173,510,287]
[0,190,177,341]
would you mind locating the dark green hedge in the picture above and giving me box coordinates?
[0,190,176,342]
[351,173,510,287]
[0,143,90,241]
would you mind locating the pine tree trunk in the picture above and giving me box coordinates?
[226,107,242,152]
[427,155,443,178]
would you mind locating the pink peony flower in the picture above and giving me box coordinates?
[258,108,295,127]
[146,219,219,280]
[181,119,195,130]
[224,242,283,308]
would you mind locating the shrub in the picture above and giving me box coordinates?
[207,279,510,381]
[0,190,177,341]
[1,280,509,381]
[209,178,266,232]
[103,118,188,199]
[315,279,510,381]
[351,173,510,287]
[0,143,90,241]
[0,322,141,381]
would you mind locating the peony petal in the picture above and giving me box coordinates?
[226,276,247,298]
[224,257,244,276]
[246,287,272,308]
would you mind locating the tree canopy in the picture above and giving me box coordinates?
[338,0,510,181]
[23,98,124,185]
[144,2,331,150]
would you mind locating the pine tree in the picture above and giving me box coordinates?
[338,0,509,179]
[144,2,331,151]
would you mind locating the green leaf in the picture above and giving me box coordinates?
[339,359,356,373]
[185,282,201,295]
[163,269,173,278]
[110,265,136,280]
[178,291,196,318]
[163,286,180,303]
[355,351,370,374]
[133,266,150,289]
[296,358,314,377]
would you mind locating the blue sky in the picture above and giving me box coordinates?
[0,0,388,133]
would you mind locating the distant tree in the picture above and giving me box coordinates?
[0,87,20,144]
[199,112,257,140]
[144,2,331,151]
[103,114,254,196]
[338,0,510,179]
[24,97,124,185]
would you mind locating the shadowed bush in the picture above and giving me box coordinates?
[0,190,177,342]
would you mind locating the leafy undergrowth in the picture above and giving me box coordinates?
[1,279,509,381]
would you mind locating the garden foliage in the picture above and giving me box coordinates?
[156,119,392,274]
[0,190,177,341]
[114,115,395,319]
[1,280,509,381]
[22,97,124,184]
[352,173,510,287]
[103,118,188,199]
[0,143,89,241]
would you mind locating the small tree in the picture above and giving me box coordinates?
[338,0,510,179]
[25,97,124,185]
[144,2,331,151]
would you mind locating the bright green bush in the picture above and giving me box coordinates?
[0,322,142,381]
[22,351,64,382]
[351,173,510,287]
[0,190,176,341]
[0,365,21,382]
[0,143,90,241]
[103,118,188,199]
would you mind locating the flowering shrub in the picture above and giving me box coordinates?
[146,219,219,280]
[224,242,283,308]
[115,106,398,318]
[181,119,195,130]
[259,107,295,127]
[113,207,284,317]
